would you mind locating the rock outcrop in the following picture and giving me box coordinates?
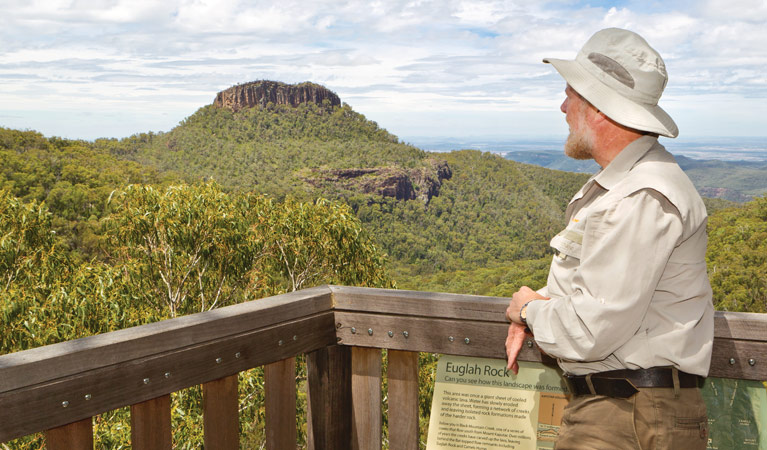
[213,81,341,111]
[302,158,452,204]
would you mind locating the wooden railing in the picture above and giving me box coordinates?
[1,285,766,448]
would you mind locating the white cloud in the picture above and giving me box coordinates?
[0,0,765,140]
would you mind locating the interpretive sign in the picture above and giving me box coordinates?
[702,377,767,449]
[426,355,766,449]
[425,356,569,450]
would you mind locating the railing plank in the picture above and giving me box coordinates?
[351,347,382,450]
[131,395,171,450]
[307,345,352,450]
[336,311,767,380]
[0,286,334,393]
[265,357,297,450]
[331,285,508,322]
[388,350,419,450]
[0,312,336,443]
[204,375,239,450]
[45,417,93,450]
[334,311,537,362]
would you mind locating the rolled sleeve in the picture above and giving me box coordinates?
[528,189,683,362]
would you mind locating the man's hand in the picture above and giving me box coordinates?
[506,286,547,324]
[505,322,532,374]
[505,286,549,374]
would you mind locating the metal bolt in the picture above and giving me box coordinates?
[448,336,454,342]
[336,323,343,329]
[216,357,223,364]
[143,378,150,385]
[278,340,284,346]
[235,352,241,359]
[368,328,373,336]
[527,340,534,348]
[388,331,394,337]
[62,401,69,408]
[749,358,756,366]
[165,372,171,378]
[464,338,471,345]
[403,331,409,338]
[351,327,357,334]
[293,335,298,341]
[729,358,736,365]
[85,394,92,401]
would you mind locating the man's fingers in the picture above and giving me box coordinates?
[505,323,527,375]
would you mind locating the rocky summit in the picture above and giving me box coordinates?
[213,80,341,111]
[302,159,452,204]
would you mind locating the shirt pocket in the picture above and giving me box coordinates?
[550,225,584,261]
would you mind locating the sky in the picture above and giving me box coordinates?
[2,0,767,143]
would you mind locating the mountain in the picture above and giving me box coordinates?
[94,81,589,276]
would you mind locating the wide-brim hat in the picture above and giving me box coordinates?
[544,28,678,138]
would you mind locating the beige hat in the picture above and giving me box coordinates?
[544,28,678,138]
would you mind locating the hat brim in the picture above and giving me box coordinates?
[544,57,678,138]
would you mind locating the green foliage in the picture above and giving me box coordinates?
[106,183,264,317]
[354,152,587,275]
[111,103,425,198]
[707,196,767,312]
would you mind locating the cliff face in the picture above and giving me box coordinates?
[303,159,452,204]
[214,81,341,111]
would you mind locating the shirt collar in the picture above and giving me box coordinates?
[592,135,658,191]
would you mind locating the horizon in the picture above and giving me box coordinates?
[2,0,767,142]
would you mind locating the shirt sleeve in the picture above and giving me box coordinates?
[526,189,683,362]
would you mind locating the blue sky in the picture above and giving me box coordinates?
[1,0,766,142]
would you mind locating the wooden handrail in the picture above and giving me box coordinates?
[1,285,766,446]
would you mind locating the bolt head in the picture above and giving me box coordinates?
[729,358,736,365]
[351,327,357,334]
[85,394,92,401]
[165,372,171,378]
[216,357,223,363]
[388,331,394,337]
[62,401,69,408]
[278,340,284,346]
[464,338,471,344]
[749,358,756,366]
[403,331,409,338]
[527,340,534,348]
[448,336,454,342]
[235,352,241,359]
[368,328,373,336]
[293,335,298,341]
[143,378,150,385]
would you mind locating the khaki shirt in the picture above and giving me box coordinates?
[526,136,714,377]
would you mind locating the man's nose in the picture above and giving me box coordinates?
[560,97,568,114]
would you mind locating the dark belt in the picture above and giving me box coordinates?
[565,367,704,399]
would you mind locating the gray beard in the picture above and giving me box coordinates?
[564,128,594,160]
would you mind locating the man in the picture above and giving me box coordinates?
[505,28,714,449]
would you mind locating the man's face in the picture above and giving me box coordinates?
[561,85,595,160]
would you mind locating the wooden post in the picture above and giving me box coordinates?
[131,394,172,450]
[388,350,419,450]
[265,357,297,450]
[203,375,240,450]
[351,347,382,450]
[45,417,93,450]
[307,345,352,450]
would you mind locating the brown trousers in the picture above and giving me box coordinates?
[554,387,708,449]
